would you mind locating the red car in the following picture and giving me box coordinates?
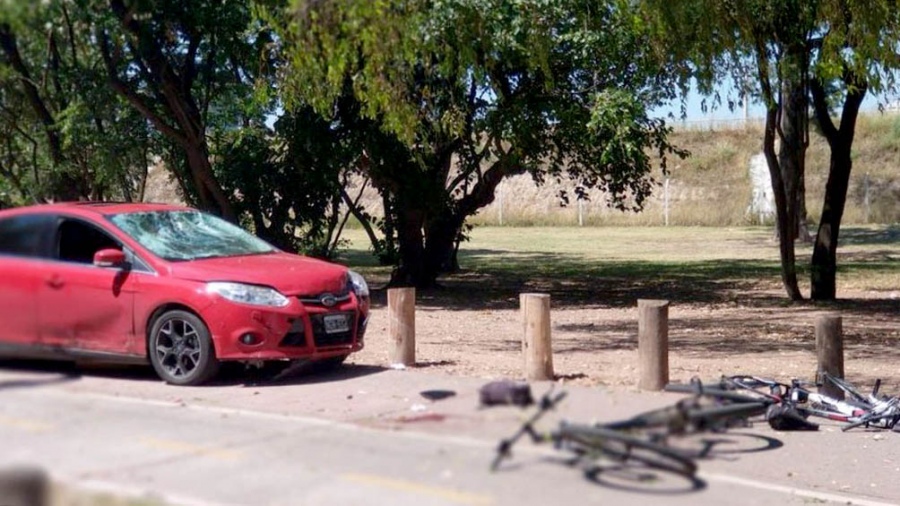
[0,202,369,385]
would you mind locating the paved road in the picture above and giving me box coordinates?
[0,363,897,505]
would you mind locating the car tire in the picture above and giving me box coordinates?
[148,310,220,386]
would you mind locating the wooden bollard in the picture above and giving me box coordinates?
[388,287,416,366]
[521,293,553,381]
[638,299,669,390]
[815,313,844,400]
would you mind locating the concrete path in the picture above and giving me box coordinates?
[0,363,897,505]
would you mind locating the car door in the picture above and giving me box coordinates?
[39,216,138,354]
[0,213,55,347]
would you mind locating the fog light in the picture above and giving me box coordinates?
[240,333,260,345]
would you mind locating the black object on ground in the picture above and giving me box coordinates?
[420,389,457,401]
[479,380,534,407]
[766,404,819,431]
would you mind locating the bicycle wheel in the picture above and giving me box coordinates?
[665,383,775,406]
[685,401,769,430]
[558,423,697,478]
[604,399,767,434]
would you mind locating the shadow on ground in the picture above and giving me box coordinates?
[0,359,389,388]
[366,250,897,313]
[236,363,387,387]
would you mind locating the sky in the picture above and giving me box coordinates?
[651,78,897,125]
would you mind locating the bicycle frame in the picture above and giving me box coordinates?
[724,374,900,431]
[492,387,764,477]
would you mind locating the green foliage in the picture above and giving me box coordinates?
[214,106,350,257]
[0,0,155,203]
[274,0,686,284]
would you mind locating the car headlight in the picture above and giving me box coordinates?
[206,282,290,307]
[347,270,369,299]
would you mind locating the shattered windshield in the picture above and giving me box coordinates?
[109,210,276,261]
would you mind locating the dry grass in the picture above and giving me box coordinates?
[142,112,899,228]
[469,112,900,227]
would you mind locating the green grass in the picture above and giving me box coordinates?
[336,225,900,307]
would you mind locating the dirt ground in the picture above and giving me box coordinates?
[349,281,900,393]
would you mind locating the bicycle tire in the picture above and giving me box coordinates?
[664,383,775,406]
[604,399,767,433]
[684,401,769,429]
[722,376,786,401]
[557,423,697,478]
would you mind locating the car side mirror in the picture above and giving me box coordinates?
[93,248,127,268]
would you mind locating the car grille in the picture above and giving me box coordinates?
[279,311,365,349]
[278,319,306,347]
[310,312,356,347]
[298,289,352,308]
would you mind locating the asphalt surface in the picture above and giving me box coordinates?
[0,361,898,505]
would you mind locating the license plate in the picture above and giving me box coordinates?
[323,314,351,334]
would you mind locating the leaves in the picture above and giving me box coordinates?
[0,0,156,202]
[272,0,686,285]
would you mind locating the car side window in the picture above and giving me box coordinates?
[0,214,54,258]
[56,219,122,264]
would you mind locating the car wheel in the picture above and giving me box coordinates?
[148,310,219,386]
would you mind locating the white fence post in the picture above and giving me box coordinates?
[663,178,670,226]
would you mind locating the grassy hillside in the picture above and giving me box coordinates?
[143,112,900,228]
[469,112,900,227]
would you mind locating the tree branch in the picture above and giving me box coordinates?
[455,144,524,220]
[809,77,838,145]
[0,23,63,165]
[99,30,188,146]
[61,2,79,66]
[340,185,382,252]
[837,70,867,143]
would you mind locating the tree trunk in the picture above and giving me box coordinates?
[103,0,236,221]
[382,146,516,289]
[185,142,235,221]
[764,107,803,301]
[767,49,808,301]
[424,215,464,279]
[391,206,427,287]
[810,143,852,300]
[796,173,812,242]
[809,76,866,301]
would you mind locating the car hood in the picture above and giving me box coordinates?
[166,252,349,296]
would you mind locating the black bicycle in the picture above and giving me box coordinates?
[492,387,766,478]
[667,374,900,432]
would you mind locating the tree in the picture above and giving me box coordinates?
[214,106,352,256]
[93,0,262,221]
[807,3,900,299]
[0,1,154,205]
[643,0,900,301]
[272,0,684,287]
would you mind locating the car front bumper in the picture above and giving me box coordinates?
[203,295,368,361]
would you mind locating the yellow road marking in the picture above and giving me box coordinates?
[0,414,55,433]
[138,437,241,462]
[342,473,494,505]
